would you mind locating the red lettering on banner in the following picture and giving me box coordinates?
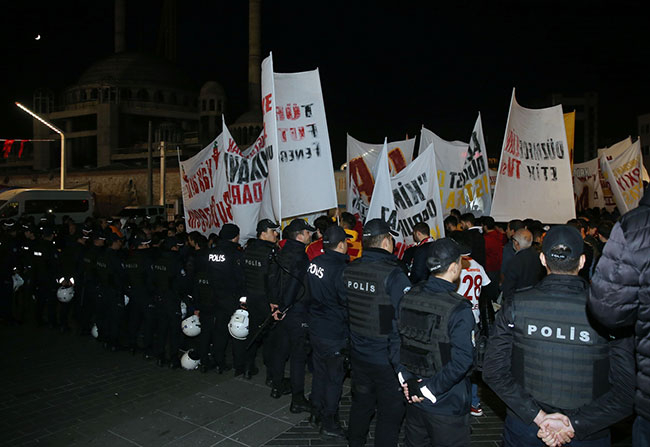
[349,157,375,201]
[388,148,407,173]
[242,185,253,204]
[262,94,272,113]
[276,104,300,121]
[253,181,263,202]
[500,157,521,179]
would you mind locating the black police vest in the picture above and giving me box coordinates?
[151,253,175,293]
[243,240,273,297]
[123,250,148,290]
[194,269,215,309]
[511,287,610,409]
[95,249,119,290]
[399,286,466,377]
[343,258,397,338]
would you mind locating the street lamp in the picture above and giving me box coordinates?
[15,101,66,190]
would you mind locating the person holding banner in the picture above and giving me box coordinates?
[343,218,410,447]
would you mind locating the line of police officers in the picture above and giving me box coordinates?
[0,212,636,446]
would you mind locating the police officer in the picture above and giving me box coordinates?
[234,219,280,380]
[95,231,125,350]
[58,228,86,332]
[151,236,185,367]
[483,225,634,446]
[79,230,104,335]
[198,223,244,373]
[343,218,411,447]
[0,219,20,324]
[123,231,154,355]
[307,225,351,439]
[398,237,476,446]
[267,219,313,413]
[32,225,61,328]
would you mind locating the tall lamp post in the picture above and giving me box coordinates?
[15,102,66,190]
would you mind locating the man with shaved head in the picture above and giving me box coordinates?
[501,228,545,302]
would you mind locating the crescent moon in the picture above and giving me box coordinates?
[35,35,41,40]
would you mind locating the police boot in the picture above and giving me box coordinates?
[308,410,321,429]
[270,378,291,399]
[243,366,259,380]
[289,394,311,414]
[320,416,346,439]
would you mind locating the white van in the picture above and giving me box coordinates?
[0,189,94,224]
[118,205,167,223]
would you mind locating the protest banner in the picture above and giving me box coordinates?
[346,134,415,221]
[366,142,444,258]
[597,137,632,211]
[564,111,575,169]
[424,115,492,217]
[600,140,644,213]
[262,54,338,219]
[261,54,282,221]
[573,157,606,212]
[599,137,649,183]
[180,133,231,235]
[490,90,576,223]
[221,118,268,244]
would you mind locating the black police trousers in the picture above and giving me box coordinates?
[97,289,125,347]
[268,312,308,396]
[127,290,154,351]
[198,310,232,368]
[34,281,56,326]
[404,405,470,447]
[232,302,269,372]
[154,298,182,363]
[310,334,347,419]
[77,282,97,334]
[348,357,406,447]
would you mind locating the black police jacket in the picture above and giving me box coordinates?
[32,239,60,287]
[204,239,244,310]
[243,238,276,311]
[484,274,634,440]
[307,249,349,340]
[397,276,475,416]
[268,238,310,314]
[95,247,124,294]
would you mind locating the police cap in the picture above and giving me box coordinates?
[219,223,240,240]
[426,237,470,272]
[362,218,398,238]
[285,219,315,234]
[323,225,352,245]
[256,219,280,233]
[542,225,583,260]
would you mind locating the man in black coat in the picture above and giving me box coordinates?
[589,185,650,447]
[484,226,634,447]
[501,228,545,302]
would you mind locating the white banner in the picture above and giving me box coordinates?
[261,54,281,221]
[221,118,267,244]
[262,54,338,219]
[346,134,415,221]
[573,157,606,212]
[424,115,492,217]
[366,142,444,258]
[599,136,649,183]
[491,90,576,223]
[600,140,644,213]
[365,140,400,245]
[180,133,231,235]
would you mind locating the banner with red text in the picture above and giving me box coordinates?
[573,157,606,212]
[262,53,338,219]
[600,140,644,213]
[491,90,575,223]
[596,137,632,211]
[346,134,415,221]
[599,137,649,183]
[180,133,231,236]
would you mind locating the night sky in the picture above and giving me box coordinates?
[1,0,648,167]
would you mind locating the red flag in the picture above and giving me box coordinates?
[18,140,25,158]
[2,139,14,158]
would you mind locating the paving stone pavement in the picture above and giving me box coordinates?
[0,322,634,447]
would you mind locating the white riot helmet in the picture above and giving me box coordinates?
[181,315,201,337]
[181,349,201,370]
[91,324,99,338]
[57,286,75,303]
[12,273,24,291]
[228,309,249,340]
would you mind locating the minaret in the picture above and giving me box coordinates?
[114,0,126,53]
[248,0,261,110]
[157,0,177,62]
